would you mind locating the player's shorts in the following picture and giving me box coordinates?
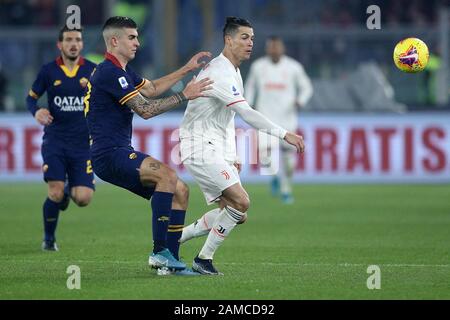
[183,159,240,205]
[92,147,155,200]
[41,140,95,190]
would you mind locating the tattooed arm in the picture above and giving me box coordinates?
[125,76,213,120]
[126,92,187,120]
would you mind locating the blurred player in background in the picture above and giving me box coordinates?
[85,16,212,274]
[26,26,97,251]
[179,17,305,275]
[245,36,313,204]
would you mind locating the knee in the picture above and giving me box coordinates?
[234,195,250,213]
[176,180,189,202]
[73,195,91,207]
[72,190,93,207]
[161,167,178,188]
[48,189,64,203]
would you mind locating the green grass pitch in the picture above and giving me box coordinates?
[0,183,449,299]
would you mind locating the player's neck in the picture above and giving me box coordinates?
[222,49,241,69]
[270,57,281,64]
[106,51,128,70]
[61,55,80,70]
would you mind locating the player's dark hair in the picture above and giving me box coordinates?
[267,35,282,42]
[58,25,83,42]
[222,16,252,41]
[102,16,137,31]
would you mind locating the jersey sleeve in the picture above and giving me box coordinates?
[98,67,142,105]
[126,66,146,91]
[26,65,48,116]
[229,100,287,140]
[28,66,48,100]
[206,75,246,107]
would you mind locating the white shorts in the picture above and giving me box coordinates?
[183,160,240,205]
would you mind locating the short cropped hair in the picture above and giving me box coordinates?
[222,16,252,41]
[58,25,83,42]
[102,16,137,32]
[102,16,138,48]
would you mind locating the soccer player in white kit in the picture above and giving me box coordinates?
[245,36,313,204]
[179,17,305,275]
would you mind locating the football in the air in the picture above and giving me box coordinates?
[393,37,429,73]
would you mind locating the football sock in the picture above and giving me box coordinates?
[198,206,244,260]
[151,191,173,254]
[43,198,60,242]
[167,209,186,260]
[280,150,295,195]
[180,208,221,244]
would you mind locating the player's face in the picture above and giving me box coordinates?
[230,26,254,62]
[266,39,285,63]
[58,31,83,61]
[116,28,140,61]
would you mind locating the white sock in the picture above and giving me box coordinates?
[180,208,220,244]
[280,150,295,194]
[198,206,244,260]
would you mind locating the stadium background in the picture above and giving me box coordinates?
[0,0,450,301]
[1,0,449,184]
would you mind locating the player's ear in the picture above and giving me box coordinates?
[56,41,62,51]
[225,35,232,47]
[111,36,119,48]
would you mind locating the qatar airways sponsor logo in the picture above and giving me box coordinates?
[53,96,84,112]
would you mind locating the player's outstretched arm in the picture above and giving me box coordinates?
[139,51,212,98]
[126,76,213,119]
[230,101,305,153]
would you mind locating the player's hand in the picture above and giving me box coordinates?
[35,108,53,126]
[182,75,214,100]
[284,132,305,153]
[184,51,212,72]
[233,161,242,174]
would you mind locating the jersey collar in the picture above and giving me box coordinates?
[56,56,85,66]
[56,56,85,78]
[219,53,238,72]
[104,52,124,69]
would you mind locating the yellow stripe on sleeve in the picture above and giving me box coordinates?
[119,90,139,105]
[135,79,146,90]
[28,89,39,99]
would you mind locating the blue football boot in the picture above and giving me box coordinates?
[281,192,294,204]
[148,248,186,270]
[271,177,280,196]
[156,267,201,276]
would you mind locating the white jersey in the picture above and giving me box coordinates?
[180,53,245,163]
[244,55,313,131]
